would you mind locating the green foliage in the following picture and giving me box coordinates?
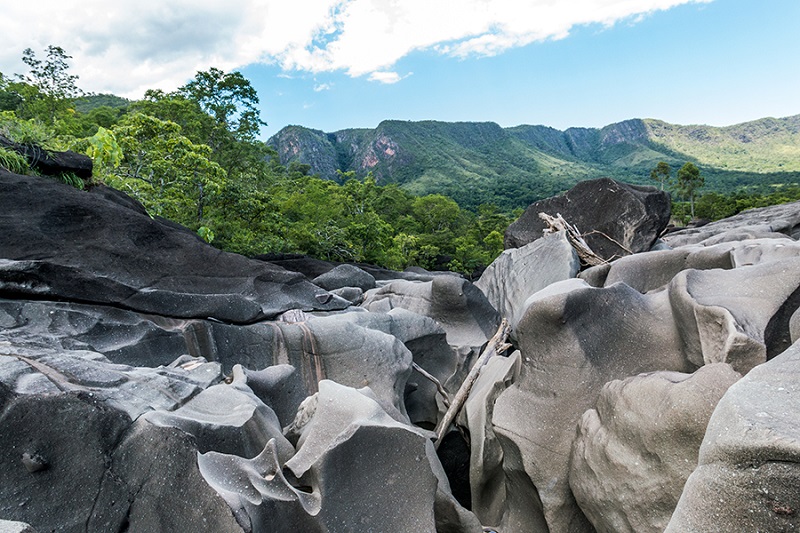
[179,68,265,143]
[73,93,130,113]
[84,126,123,171]
[0,111,56,147]
[17,45,82,124]
[675,162,704,218]
[0,146,30,174]
[2,52,511,275]
[55,171,85,190]
[107,113,226,227]
[650,161,671,190]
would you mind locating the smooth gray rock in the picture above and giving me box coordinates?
[668,258,800,373]
[312,264,376,291]
[0,520,37,533]
[570,364,741,533]
[663,200,800,247]
[463,351,553,533]
[90,420,243,532]
[492,282,691,532]
[282,380,481,532]
[475,231,579,326]
[0,171,348,323]
[504,178,671,261]
[0,298,190,368]
[666,341,800,532]
[142,366,295,460]
[362,274,501,349]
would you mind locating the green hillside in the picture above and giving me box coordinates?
[269,115,800,210]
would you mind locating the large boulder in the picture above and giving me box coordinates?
[504,178,671,260]
[491,281,691,531]
[570,364,741,533]
[666,341,800,532]
[0,171,348,323]
[475,231,579,327]
[0,134,92,179]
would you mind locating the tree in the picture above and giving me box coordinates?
[650,161,671,191]
[17,46,82,123]
[178,68,265,144]
[109,113,226,226]
[675,162,704,218]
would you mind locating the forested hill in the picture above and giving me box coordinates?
[267,115,800,210]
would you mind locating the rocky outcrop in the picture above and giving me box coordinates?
[570,364,741,533]
[666,341,800,532]
[0,135,93,179]
[0,171,348,322]
[475,231,579,328]
[663,200,800,247]
[3,163,800,533]
[504,177,671,259]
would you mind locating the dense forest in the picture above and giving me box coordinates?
[0,46,512,275]
[2,46,799,275]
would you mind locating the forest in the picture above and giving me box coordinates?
[1,46,798,276]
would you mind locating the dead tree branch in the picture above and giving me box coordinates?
[434,319,511,449]
[539,212,608,266]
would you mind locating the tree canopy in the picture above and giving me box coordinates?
[0,47,512,277]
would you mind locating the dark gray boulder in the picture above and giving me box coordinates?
[312,263,376,291]
[504,178,671,260]
[0,171,348,323]
[0,134,93,179]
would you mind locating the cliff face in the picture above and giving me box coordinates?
[267,115,800,208]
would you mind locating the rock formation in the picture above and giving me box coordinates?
[504,177,671,259]
[2,161,800,532]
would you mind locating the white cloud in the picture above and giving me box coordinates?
[313,82,332,91]
[368,71,405,84]
[0,0,711,96]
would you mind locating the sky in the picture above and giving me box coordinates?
[1,0,798,140]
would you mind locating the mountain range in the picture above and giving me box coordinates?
[267,115,800,210]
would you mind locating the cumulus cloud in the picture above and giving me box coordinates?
[0,0,711,96]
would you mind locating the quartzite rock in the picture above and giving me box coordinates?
[666,341,800,532]
[570,364,741,533]
[475,231,579,327]
[504,177,671,260]
[492,281,691,531]
[0,170,348,323]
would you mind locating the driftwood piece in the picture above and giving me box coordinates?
[412,362,451,408]
[539,212,608,266]
[434,319,511,449]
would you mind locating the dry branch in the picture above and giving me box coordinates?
[412,362,451,408]
[434,319,511,449]
[539,212,608,266]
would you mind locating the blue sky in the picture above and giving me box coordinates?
[2,0,798,139]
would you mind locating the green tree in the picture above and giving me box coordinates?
[17,45,82,124]
[178,67,265,144]
[108,113,226,226]
[650,161,671,191]
[675,162,704,218]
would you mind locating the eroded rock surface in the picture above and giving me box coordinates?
[666,341,800,532]
[570,364,741,533]
[0,171,348,323]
